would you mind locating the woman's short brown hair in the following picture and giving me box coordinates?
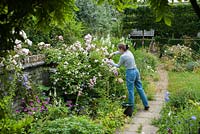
[118,43,129,51]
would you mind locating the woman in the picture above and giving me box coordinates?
[108,43,149,110]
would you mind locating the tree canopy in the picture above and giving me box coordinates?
[0,0,77,50]
[0,0,200,50]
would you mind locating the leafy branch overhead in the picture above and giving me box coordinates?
[149,0,173,26]
[97,0,200,26]
[0,0,78,50]
[0,0,200,50]
[96,0,173,26]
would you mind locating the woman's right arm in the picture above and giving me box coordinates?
[113,51,121,55]
[109,51,121,59]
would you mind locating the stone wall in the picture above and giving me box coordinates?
[0,54,51,90]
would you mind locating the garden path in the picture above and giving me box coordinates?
[116,64,168,134]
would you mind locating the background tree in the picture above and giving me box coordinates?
[76,0,119,37]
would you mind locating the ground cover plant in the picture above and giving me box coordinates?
[154,71,200,134]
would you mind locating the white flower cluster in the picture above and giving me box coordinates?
[37,42,51,50]
[100,46,109,56]
[88,76,97,89]
[58,35,64,41]
[14,30,33,46]
[1,54,23,70]
[66,34,109,59]
[84,34,96,51]
[84,34,92,44]
[100,34,112,47]
[14,43,30,56]
[14,30,33,56]
[69,41,84,52]
[85,43,96,51]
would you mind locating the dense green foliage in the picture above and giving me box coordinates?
[1,0,199,50]
[163,44,200,71]
[76,0,117,36]
[1,0,200,133]
[123,4,200,38]
[24,20,84,47]
[31,116,104,134]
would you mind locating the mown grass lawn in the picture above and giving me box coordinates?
[168,71,200,92]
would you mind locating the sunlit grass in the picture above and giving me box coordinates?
[168,71,200,93]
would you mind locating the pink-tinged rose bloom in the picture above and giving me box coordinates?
[117,78,124,83]
[113,69,118,76]
[78,90,82,96]
[58,35,64,41]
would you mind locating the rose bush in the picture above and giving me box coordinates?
[45,34,126,106]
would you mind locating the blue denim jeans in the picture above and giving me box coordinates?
[126,68,149,107]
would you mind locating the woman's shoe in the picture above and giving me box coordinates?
[144,106,149,110]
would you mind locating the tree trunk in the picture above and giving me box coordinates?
[190,0,200,18]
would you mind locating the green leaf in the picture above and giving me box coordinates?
[156,15,162,22]
[123,4,138,9]
[164,16,171,26]
[97,0,104,5]
[38,85,50,91]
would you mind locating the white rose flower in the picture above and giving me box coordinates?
[45,44,51,48]
[21,48,30,55]
[25,39,32,46]
[38,42,45,46]
[15,39,22,46]
[12,60,17,65]
[19,30,27,39]
[64,61,68,65]
[13,54,19,59]
[58,35,64,41]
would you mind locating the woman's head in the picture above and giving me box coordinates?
[118,43,129,52]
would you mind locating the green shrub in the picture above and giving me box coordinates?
[168,88,200,109]
[133,49,158,76]
[0,116,33,134]
[31,116,104,134]
[95,98,125,134]
[44,48,63,65]
[32,106,69,122]
[185,61,200,71]
[164,45,193,71]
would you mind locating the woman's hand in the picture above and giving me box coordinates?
[106,59,113,64]
[108,53,114,59]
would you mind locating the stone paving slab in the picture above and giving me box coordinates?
[135,112,160,119]
[117,65,168,134]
